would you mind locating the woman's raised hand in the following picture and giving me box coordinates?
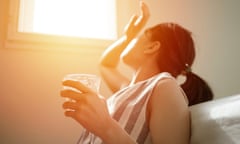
[124,1,150,40]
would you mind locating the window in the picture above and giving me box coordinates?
[6,0,137,50]
[18,0,117,40]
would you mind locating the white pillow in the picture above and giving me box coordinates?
[189,94,240,144]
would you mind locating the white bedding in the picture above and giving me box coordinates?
[190,94,240,144]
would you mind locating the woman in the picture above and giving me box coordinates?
[61,1,213,144]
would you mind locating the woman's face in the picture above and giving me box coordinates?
[120,32,153,69]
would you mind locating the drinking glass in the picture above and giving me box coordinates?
[63,73,101,93]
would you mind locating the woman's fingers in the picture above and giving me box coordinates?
[124,15,138,33]
[124,1,150,39]
[140,1,150,18]
[61,89,85,101]
[64,110,76,118]
[135,1,150,28]
[63,101,80,110]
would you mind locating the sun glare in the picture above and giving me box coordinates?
[32,0,117,40]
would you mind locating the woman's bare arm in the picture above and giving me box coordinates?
[99,1,150,92]
[148,78,190,144]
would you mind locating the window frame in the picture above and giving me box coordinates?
[5,0,136,50]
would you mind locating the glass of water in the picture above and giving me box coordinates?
[63,73,101,93]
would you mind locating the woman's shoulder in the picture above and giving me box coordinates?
[150,76,188,108]
[153,72,173,80]
[144,72,173,86]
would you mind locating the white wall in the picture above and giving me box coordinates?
[0,0,240,144]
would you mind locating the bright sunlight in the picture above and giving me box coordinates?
[30,0,117,39]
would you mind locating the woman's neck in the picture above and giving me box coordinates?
[130,63,162,85]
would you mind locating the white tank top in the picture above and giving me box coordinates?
[77,72,185,144]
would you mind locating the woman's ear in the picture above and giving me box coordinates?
[144,41,161,54]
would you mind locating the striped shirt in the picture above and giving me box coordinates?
[77,72,173,144]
